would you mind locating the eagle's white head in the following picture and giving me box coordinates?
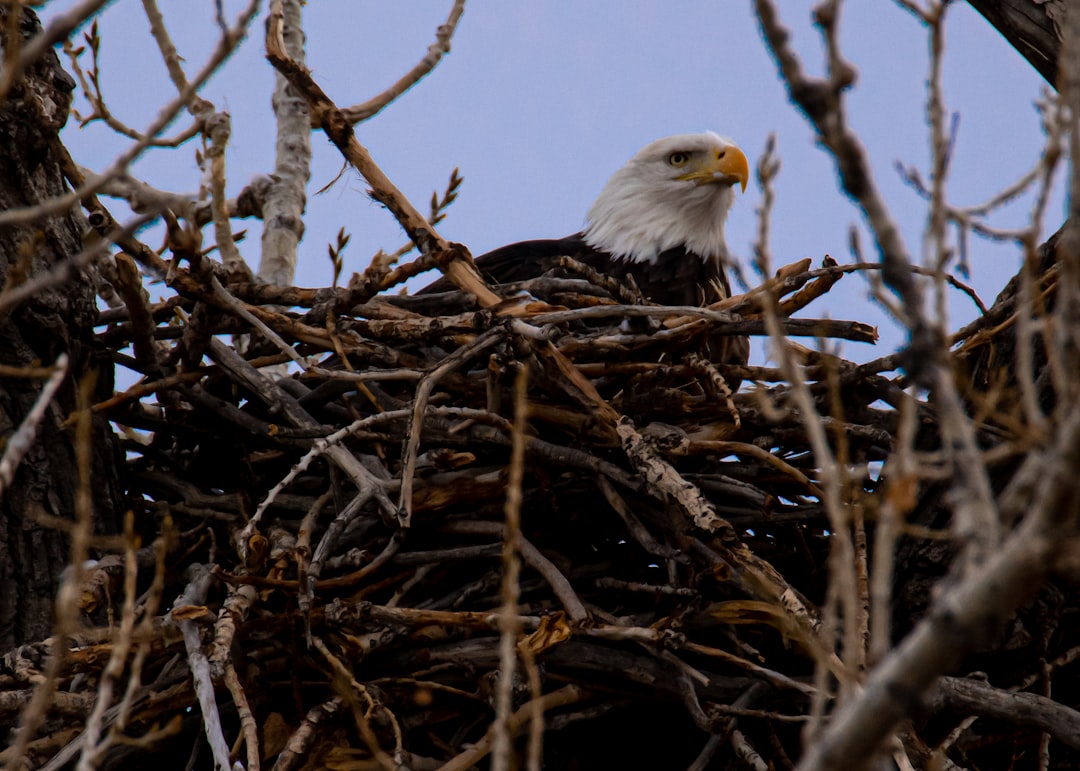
[582,132,749,264]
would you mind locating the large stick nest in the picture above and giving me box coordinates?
[4,242,1078,771]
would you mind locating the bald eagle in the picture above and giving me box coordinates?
[422,132,750,367]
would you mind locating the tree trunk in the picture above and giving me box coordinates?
[0,6,121,650]
[966,0,1066,88]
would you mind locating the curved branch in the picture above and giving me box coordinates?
[343,0,467,124]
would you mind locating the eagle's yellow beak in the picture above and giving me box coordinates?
[716,144,749,192]
[678,144,749,192]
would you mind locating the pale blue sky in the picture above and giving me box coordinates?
[48,1,1066,360]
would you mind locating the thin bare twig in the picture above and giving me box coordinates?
[0,0,110,102]
[343,0,467,123]
[492,365,528,771]
[0,355,69,502]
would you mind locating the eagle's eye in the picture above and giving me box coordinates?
[667,151,692,167]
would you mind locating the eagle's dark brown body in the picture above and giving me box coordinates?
[422,234,733,306]
[420,234,748,372]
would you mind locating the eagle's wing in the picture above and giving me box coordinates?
[417,234,590,294]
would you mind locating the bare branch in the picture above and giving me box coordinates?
[342,0,467,124]
[259,0,311,286]
[0,355,69,503]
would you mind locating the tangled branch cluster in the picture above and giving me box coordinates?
[3,245,1078,770]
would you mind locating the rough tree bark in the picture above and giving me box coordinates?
[0,7,121,650]
[966,0,1066,87]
